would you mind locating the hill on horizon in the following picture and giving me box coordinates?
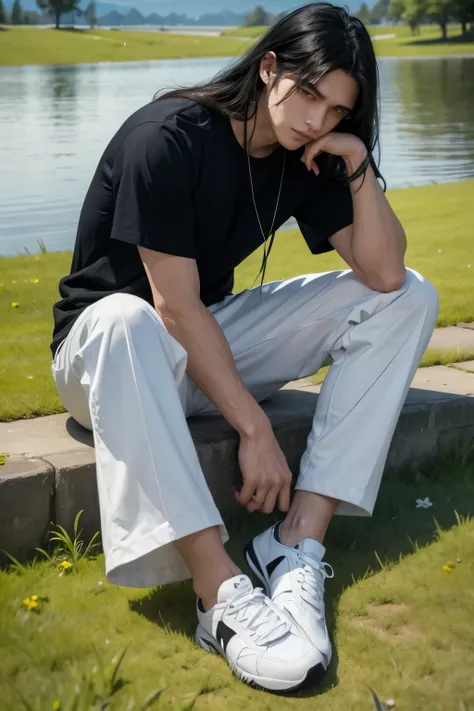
[4,0,373,20]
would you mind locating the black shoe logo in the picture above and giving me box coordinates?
[216,620,236,653]
[266,555,286,578]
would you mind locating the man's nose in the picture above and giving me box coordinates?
[306,106,326,133]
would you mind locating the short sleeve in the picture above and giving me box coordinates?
[110,121,196,258]
[293,176,353,255]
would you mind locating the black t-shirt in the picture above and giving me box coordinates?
[51,97,353,357]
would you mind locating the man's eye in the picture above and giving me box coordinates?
[299,88,314,98]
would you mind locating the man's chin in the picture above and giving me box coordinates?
[276,135,304,151]
[276,128,313,151]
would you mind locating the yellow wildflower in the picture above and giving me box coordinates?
[53,700,61,710]
[31,594,38,601]
[11,302,19,308]
[442,565,453,573]
[11,280,16,284]
[33,279,40,284]
[23,597,39,610]
[59,560,72,569]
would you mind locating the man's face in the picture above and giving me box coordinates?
[263,64,360,150]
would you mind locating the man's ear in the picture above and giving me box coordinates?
[259,51,277,85]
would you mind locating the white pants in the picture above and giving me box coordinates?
[52,269,439,588]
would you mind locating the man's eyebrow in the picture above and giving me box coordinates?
[301,81,353,113]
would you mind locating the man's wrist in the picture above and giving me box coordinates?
[344,147,368,177]
[237,407,272,440]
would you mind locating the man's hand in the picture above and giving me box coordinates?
[301,132,367,176]
[235,423,292,515]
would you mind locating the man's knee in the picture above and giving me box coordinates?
[402,269,439,317]
[91,293,159,335]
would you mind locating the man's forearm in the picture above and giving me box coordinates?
[161,300,270,437]
[347,152,407,291]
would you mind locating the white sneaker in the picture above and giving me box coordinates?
[195,573,325,692]
[244,523,334,678]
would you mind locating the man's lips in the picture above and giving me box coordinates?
[293,128,313,141]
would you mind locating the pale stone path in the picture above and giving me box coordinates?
[428,325,474,352]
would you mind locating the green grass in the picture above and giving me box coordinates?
[1,179,473,422]
[0,27,252,67]
[1,23,472,68]
[0,251,72,421]
[1,444,474,709]
[222,23,474,57]
[221,25,268,38]
[371,23,474,57]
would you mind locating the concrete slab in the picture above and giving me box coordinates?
[50,449,99,538]
[428,326,474,352]
[409,365,474,396]
[451,360,474,373]
[0,413,92,458]
[0,456,54,560]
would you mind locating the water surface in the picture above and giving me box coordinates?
[1,56,473,255]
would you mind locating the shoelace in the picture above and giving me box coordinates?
[227,587,291,646]
[296,553,334,614]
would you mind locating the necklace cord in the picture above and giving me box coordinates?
[244,105,286,288]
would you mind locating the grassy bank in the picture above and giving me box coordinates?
[1,446,474,709]
[222,23,474,57]
[1,24,473,67]
[0,179,473,422]
[0,27,251,67]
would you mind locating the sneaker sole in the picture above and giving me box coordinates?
[196,624,325,693]
[244,539,330,691]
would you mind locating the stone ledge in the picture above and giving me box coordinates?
[0,456,54,560]
[1,366,474,563]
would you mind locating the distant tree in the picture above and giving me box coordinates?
[452,0,474,33]
[368,0,390,23]
[244,5,270,26]
[85,0,97,27]
[355,1,372,23]
[402,0,427,33]
[426,0,454,38]
[11,0,23,24]
[0,0,6,24]
[36,0,82,28]
[388,0,406,20]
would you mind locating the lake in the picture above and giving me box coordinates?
[1,56,473,256]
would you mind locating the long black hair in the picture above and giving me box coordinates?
[155,2,384,281]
